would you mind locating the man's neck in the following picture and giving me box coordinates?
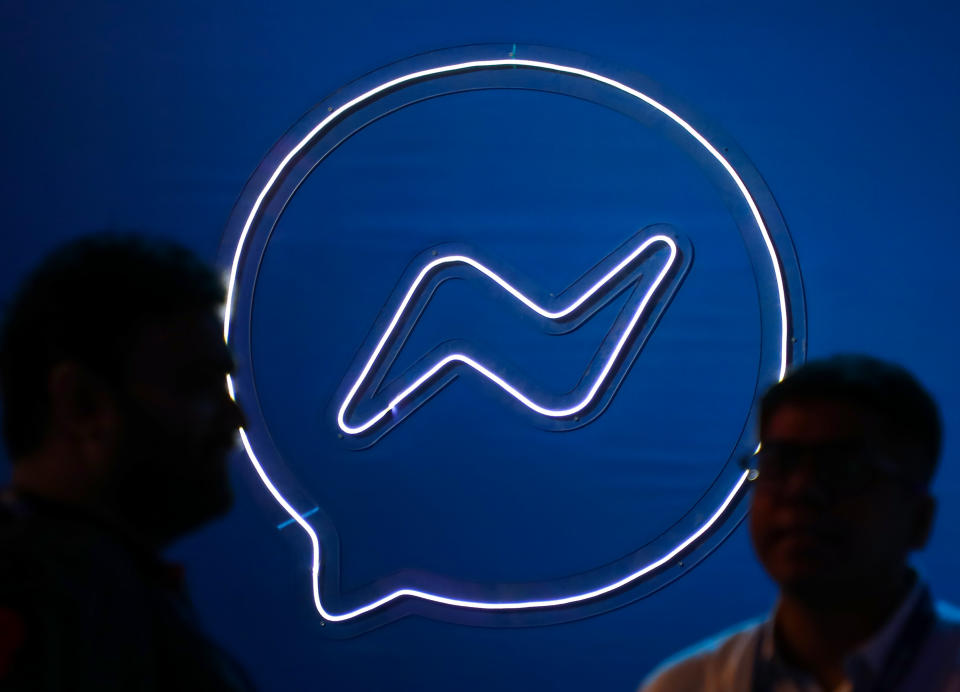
[11,458,167,553]
[774,570,914,690]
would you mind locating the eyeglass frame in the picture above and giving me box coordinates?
[739,439,929,496]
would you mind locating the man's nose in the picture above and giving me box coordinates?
[227,396,247,432]
[780,460,829,504]
[220,380,247,432]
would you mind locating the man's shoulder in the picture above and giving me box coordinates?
[0,503,154,618]
[639,617,765,692]
[0,508,60,588]
[0,505,126,575]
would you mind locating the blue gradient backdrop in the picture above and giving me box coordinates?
[1,2,958,690]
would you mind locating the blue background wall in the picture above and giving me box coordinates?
[2,1,959,690]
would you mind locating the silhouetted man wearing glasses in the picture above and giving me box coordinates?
[641,355,960,691]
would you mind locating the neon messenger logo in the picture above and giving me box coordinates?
[221,47,804,627]
[338,231,688,439]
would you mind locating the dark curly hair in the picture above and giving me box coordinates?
[0,233,224,459]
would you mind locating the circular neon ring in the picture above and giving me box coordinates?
[225,57,790,622]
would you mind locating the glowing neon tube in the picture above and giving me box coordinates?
[240,427,751,621]
[224,55,787,621]
[224,58,789,380]
[337,234,677,435]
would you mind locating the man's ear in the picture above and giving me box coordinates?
[47,362,120,465]
[909,493,937,550]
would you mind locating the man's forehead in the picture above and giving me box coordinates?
[762,398,882,441]
[126,308,233,369]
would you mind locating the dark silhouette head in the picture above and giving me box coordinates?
[760,354,941,486]
[0,233,244,546]
[749,354,940,606]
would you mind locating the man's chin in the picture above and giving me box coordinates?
[193,485,234,524]
[762,544,856,601]
[163,485,234,542]
[770,563,865,607]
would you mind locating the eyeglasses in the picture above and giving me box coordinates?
[740,440,924,494]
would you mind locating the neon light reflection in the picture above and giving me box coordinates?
[224,57,788,621]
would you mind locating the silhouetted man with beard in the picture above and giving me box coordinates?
[641,355,960,691]
[0,234,254,690]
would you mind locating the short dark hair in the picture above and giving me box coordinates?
[760,354,942,485]
[0,233,225,459]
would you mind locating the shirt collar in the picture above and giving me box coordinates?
[757,575,928,689]
[847,579,925,679]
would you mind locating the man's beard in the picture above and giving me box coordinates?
[107,392,234,546]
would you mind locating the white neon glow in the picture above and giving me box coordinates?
[223,58,789,379]
[337,235,676,435]
[240,425,750,621]
[224,55,790,621]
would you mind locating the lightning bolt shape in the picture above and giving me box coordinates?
[338,233,679,436]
